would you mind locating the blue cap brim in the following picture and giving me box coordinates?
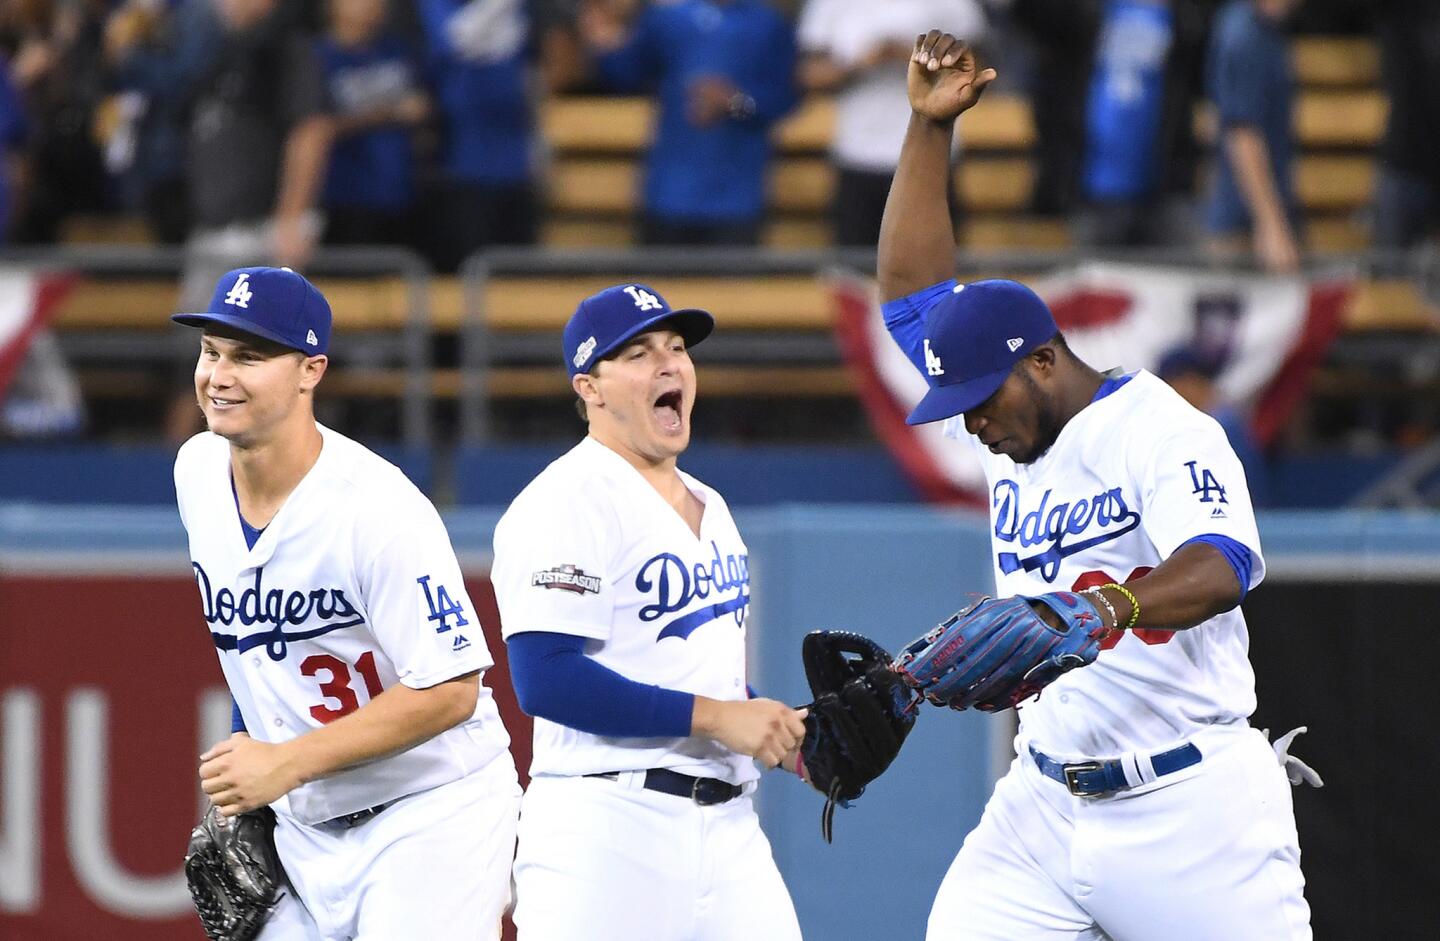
[172,312,312,353]
[905,364,1012,425]
[588,308,714,368]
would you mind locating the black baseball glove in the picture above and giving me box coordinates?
[798,631,920,842]
[184,803,286,941]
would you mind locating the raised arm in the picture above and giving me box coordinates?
[877,32,995,302]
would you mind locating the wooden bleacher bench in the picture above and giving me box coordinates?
[483,275,831,330]
[1294,90,1387,148]
[47,274,832,333]
[51,272,1439,340]
[542,92,1042,248]
[1293,37,1380,88]
[321,365,854,400]
[1295,154,1374,211]
[1341,280,1440,332]
[540,92,1035,157]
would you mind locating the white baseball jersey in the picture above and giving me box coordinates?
[491,436,755,785]
[951,370,1265,758]
[174,424,514,826]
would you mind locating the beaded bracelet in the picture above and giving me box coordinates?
[1082,586,1119,630]
[1103,582,1141,631]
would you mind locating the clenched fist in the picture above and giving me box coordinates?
[907,31,996,123]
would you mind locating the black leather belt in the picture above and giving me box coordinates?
[325,802,389,828]
[585,768,742,806]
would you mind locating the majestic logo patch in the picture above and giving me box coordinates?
[573,336,597,368]
[924,339,945,377]
[532,565,602,595]
[1007,337,1024,352]
[451,633,471,652]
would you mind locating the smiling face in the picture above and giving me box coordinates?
[194,326,327,448]
[962,352,1065,465]
[574,327,696,467]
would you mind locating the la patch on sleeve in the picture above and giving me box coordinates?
[1184,460,1229,515]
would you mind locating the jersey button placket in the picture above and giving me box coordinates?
[1070,796,1099,899]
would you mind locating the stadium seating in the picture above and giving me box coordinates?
[35,36,1436,441]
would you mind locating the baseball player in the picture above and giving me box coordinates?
[172,267,520,939]
[490,284,808,941]
[877,34,1313,939]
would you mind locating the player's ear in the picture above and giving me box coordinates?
[572,371,602,408]
[1029,345,1058,375]
[299,354,328,392]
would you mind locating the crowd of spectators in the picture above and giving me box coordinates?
[0,0,1433,274]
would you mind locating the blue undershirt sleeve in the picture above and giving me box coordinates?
[1182,534,1255,602]
[881,279,959,375]
[507,631,695,738]
[230,697,247,734]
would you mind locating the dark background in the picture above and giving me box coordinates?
[1246,579,1439,940]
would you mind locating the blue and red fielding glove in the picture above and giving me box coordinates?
[894,592,1108,713]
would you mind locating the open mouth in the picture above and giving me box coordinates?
[208,395,244,411]
[653,389,683,433]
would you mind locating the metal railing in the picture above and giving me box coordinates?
[10,242,1440,460]
[453,244,1440,444]
[2,244,436,449]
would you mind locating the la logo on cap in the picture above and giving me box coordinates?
[224,273,253,309]
[624,285,662,311]
[924,338,945,377]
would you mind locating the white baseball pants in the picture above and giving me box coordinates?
[513,772,802,941]
[258,759,520,940]
[927,725,1311,941]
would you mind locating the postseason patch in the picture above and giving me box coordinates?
[531,564,602,595]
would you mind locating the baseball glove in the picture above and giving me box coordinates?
[184,803,286,941]
[894,592,1107,713]
[799,631,920,842]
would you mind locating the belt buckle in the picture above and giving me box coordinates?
[341,803,386,827]
[1062,761,1103,797]
[690,776,732,806]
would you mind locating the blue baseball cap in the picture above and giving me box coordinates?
[906,280,1059,425]
[172,267,332,355]
[564,283,713,377]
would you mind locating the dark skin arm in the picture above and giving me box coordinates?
[1033,542,1244,633]
[1095,542,1246,632]
[882,36,1245,632]
[877,32,995,302]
